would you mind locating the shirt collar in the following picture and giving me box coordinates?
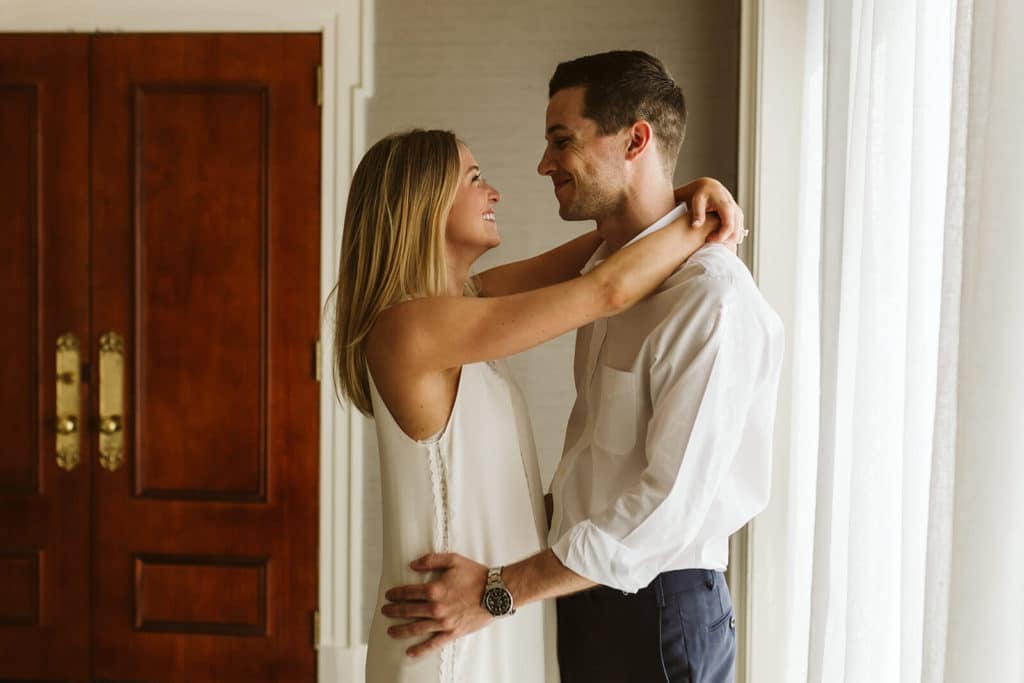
[580,202,689,275]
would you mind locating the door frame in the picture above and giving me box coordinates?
[736,1,816,683]
[4,4,373,681]
[733,5,761,683]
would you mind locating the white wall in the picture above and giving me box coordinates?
[361,0,741,636]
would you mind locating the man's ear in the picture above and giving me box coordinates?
[624,120,654,160]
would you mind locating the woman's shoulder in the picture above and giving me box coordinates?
[366,315,464,442]
[369,295,449,347]
[366,299,423,361]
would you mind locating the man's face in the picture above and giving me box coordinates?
[537,87,628,221]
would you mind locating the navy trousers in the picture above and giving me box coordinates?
[556,569,736,683]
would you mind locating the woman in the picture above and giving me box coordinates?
[333,129,741,683]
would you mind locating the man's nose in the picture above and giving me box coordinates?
[537,149,554,176]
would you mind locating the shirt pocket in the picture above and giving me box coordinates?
[592,365,639,455]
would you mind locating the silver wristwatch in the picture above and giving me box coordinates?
[481,566,516,617]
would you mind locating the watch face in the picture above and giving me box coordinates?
[484,588,512,616]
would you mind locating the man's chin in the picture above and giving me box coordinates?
[558,203,588,221]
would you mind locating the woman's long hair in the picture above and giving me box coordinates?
[333,129,462,415]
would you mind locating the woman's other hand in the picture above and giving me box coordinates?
[674,177,747,249]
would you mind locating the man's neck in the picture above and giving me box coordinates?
[595,184,677,252]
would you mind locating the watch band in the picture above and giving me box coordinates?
[486,566,503,588]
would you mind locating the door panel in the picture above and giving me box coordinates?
[0,34,92,682]
[134,84,268,501]
[89,34,321,682]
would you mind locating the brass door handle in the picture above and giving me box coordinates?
[55,334,81,471]
[56,416,78,435]
[99,415,122,435]
[98,332,126,472]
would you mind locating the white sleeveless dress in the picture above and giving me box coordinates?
[365,360,557,683]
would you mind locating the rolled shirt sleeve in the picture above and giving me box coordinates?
[551,279,772,593]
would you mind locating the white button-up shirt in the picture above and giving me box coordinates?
[548,205,785,593]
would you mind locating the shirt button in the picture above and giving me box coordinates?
[730,616,737,630]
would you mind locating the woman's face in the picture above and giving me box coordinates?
[445,144,501,257]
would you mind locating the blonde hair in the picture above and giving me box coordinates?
[333,129,462,415]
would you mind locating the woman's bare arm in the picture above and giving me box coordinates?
[474,178,743,297]
[475,231,603,297]
[375,210,720,375]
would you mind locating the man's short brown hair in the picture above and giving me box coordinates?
[549,50,686,178]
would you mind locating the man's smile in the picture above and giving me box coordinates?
[553,176,573,197]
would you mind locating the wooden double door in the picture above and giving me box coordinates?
[0,34,321,682]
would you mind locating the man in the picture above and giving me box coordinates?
[382,50,784,682]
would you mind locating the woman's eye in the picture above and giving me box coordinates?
[472,174,481,184]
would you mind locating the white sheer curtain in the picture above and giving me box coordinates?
[749,0,1024,681]
[927,0,1024,680]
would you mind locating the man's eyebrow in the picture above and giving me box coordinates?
[546,124,570,136]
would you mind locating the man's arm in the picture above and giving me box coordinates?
[381,549,593,657]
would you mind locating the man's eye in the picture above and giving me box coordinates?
[555,138,569,148]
